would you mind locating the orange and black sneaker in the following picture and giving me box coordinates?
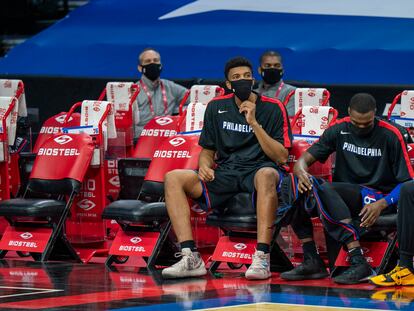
[369,265,414,287]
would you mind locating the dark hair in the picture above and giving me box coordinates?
[224,57,253,79]
[138,47,161,64]
[259,50,282,65]
[349,93,377,113]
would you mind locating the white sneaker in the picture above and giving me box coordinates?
[162,248,207,279]
[245,250,271,280]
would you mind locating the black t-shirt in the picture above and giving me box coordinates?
[199,93,292,170]
[307,117,413,192]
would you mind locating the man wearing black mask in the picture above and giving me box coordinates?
[255,51,296,116]
[281,93,413,284]
[136,48,189,138]
[161,57,292,280]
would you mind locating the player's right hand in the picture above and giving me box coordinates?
[296,170,313,194]
[198,166,215,182]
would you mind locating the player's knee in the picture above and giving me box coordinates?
[164,170,184,187]
[255,167,279,190]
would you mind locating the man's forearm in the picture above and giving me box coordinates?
[198,149,215,169]
[251,122,288,164]
[293,151,317,176]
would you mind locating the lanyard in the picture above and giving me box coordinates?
[275,81,284,98]
[139,80,168,117]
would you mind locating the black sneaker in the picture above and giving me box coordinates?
[280,255,329,281]
[333,262,375,284]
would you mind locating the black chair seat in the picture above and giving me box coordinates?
[102,200,167,222]
[373,214,397,228]
[206,193,257,229]
[0,199,66,217]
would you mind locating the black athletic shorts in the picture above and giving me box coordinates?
[195,162,284,211]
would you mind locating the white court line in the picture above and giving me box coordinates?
[196,302,398,311]
[0,286,62,291]
[0,286,63,299]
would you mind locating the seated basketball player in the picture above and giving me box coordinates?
[282,93,413,284]
[162,56,292,280]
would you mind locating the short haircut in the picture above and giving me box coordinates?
[224,57,253,79]
[138,48,161,64]
[259,50,282,64]
[349,93,377,113]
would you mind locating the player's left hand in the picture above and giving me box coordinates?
[359,199,387,227]
[239,100,257,125]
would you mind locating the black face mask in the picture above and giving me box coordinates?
[350,123,375,138]
[230,79,254,101]
[142,63,162,81]
[261,68,283,85]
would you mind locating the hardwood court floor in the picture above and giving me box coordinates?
[0,258,410,310]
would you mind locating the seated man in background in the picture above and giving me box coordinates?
[135,47,189,138]
[162,56,292,280]
[254,50,296,116]
[281,93,413,284]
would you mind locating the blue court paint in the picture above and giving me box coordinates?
[112,291,406,310]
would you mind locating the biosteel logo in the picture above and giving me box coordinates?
[190,204,206,214]
[55,114,72,124]
[54,135,73,145]
[309,107,319,114]
[155,117,173,126]
[130,237,142,244]
[108,176,120,187]
[169,137,186,147]
[77,199,96,211]
[307,89,316,97]
[233,243,247,251]
[20,232,33,240]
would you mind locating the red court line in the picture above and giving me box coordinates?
[0,287,163,309]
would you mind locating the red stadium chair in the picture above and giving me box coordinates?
[0,96,20,201]
[63,100,117,262]
[387,90,414,140]
[0,131,94,262]
[288,106,338,181]
[283,88,330,116]
[102,133,203,269]
[0,80,29,200]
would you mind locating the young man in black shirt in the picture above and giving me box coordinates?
[281,93,413,284]
[162,57,292,280]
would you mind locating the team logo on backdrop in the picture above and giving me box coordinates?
[169,137,186,147]
[20,232,33,240]
[54,135,73,145]
[77,199,96,211]
[130,237,142,244]
[155,117,173,126]
[234,243,247,251]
